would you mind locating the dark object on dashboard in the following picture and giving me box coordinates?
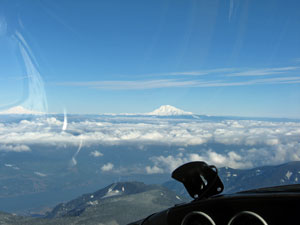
[171,161,224,199]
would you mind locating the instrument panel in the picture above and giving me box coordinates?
[138,192,300,225]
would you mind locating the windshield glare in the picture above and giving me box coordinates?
[0,0,300,221]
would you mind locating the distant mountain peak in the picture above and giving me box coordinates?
[147,105,193,116]
[0,106,44,115]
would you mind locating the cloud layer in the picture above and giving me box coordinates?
[0,115,299,170]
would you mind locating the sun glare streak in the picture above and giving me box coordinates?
[0,16,7,36]
[14,31,48,113]
[62,109,68,131]
[71,139,83,166]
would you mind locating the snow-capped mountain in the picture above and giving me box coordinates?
[0,106,44,115]
[147,105,193,116]
[100,105,194,116]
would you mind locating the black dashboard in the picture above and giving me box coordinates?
[133,186,300,225]
[170,191,299,225]
[128,162,300,225]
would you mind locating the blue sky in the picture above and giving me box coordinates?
[0,0,300,117]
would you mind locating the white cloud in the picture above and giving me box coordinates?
[146,141,300,172]
[34,171,47,177]
[0,144,31,152]
[146,68,235,77]
[145,165,164,174]
[149,149,253,173]
[147,150,253,173]
[4,163,19,170]
[56,76,300,90]
[90,150,103,157]
[101,163,114,172]
[57,79,198,90]
[229,67,299,77]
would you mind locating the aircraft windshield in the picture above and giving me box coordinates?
[0,0,299,222]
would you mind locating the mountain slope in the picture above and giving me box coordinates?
[0,182,184,225]
[54,187,183,225]
[46,181,181,218]
[0,182,183,225]
[220,161,300,193]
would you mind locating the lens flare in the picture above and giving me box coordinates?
[14,31,48,113]
[71,139,83,167]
